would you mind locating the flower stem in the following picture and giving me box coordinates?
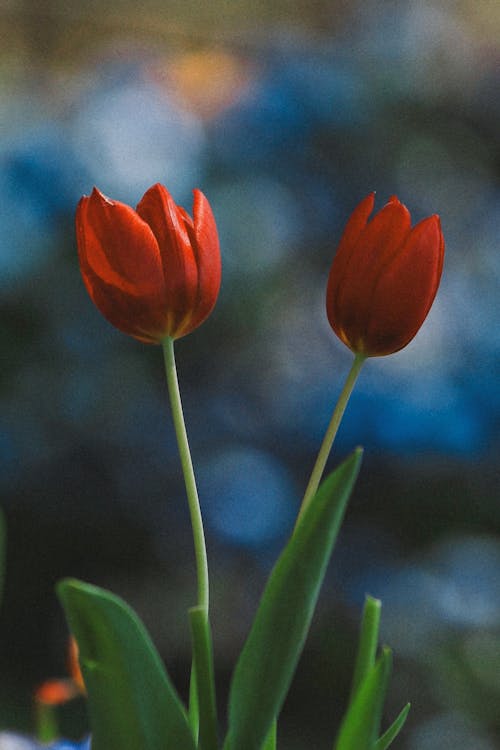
[297,352,365,523]
[162,337,209,613]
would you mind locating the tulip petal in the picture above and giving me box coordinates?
[78,261,174,343]
[365,215,444,355]
[333,199,412,352]
[347,196,411,287]
[77,191,171,343]
[77,190,164,296]
[334,193,376,272]
[327,194,374,307]
[181,189,222,336]
[137,184,199,336]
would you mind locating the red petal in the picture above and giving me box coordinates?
[327,194,375,294]
[77,189,164,295]
[76,190,170,342]
[78,257,174,343]
[137,184,199,336]
[332,197,412,352]
[326,193,375,341]
[365,215,444,355]
[180,189,222,336]
[352,196,412,280]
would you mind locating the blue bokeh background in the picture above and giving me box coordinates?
[0,2,499,748]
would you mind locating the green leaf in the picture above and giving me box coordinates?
[350,595,381,701]
[374,703,411,750]
[189,606,218,750]
[262,720,277,750]
[224,449,363,750]
[57,578,196,750]
[188,661,199,741]
[334,647,392,750]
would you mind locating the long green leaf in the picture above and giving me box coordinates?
[224,449,363,750]
[189,661,199,740]
[374,703,411,750]
[334,647,392,750]
[57,578,196,750]
[350,596,381,701]
[262,720,277,750]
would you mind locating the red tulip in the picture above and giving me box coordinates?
[76,184,221,343]
[326,194,444,357]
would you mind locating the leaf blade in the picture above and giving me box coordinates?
[225,449,363,750]
[57,578,196,750]
[335,647,392,750]
[374,703,411,750]
[349,595,381,701]
[262,720,277,750]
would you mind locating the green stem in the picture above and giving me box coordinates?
[297,352,365,523]
[189,606,218,750]
[35,703,60,744]
[162,337,209,613]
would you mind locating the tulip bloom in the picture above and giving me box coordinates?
[326,194,444,357]
[76,184,221,343]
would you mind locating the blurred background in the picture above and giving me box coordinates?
[0,0,499,747]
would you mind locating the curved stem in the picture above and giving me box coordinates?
[162,337,209,613]
[297,352,365,523]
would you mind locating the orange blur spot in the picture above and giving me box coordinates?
[158,49,255,120]
[68,637,86,694]
[34,679,79,706]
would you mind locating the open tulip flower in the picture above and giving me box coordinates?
[76,184,221,344]
[326,193,444,357]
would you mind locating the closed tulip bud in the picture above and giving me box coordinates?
[76,183,221,344]
[326,194,444,357]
